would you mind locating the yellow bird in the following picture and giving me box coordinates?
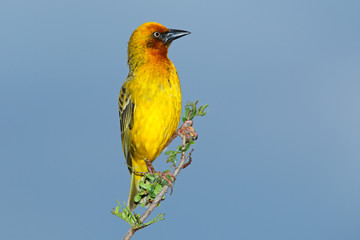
[119,22,190,211]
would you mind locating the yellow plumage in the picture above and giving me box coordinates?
[118,22,190,211]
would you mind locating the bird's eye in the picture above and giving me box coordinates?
[153,32,161,38]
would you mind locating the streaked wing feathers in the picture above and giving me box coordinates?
[119,83,135,172]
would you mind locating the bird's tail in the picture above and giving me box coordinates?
[127,172,142,211]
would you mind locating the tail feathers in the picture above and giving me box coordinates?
[128,172,141,211]
[128,171,151,211]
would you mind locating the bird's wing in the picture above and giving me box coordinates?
[119,80,135,173]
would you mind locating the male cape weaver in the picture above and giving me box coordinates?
[119,22,191,211]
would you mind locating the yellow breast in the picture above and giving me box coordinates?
[129,62,181,162]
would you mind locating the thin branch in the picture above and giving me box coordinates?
[122,136,190,240]
[182,149,193,169]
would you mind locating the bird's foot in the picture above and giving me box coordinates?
[176,120,198,141]
[145,160,176,195]
[157,170,176,195]
[164,120,198,149]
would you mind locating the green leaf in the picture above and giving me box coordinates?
[138,189,146,196]
[155,184,163,194]
[134,194,142,203]
[147,174,155,181]
[149,184,155,193]
[198,104,209,116]
[139,181,150,189]
[165,150,176,155]
[114,205,119,215]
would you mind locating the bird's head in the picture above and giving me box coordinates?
[127,22,190,68]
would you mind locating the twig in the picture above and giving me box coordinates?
[122,136,191,240]
[182,149,194,169]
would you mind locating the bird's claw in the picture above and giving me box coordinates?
[145,159,176,195]
[157,170,176,195]
[177,120,198,141]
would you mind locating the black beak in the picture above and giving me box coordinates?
[165,29,191,43]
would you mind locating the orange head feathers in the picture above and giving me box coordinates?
[127,22,190,69]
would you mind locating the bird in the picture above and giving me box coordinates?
[118,22,190,211]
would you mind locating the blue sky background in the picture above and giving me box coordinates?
[1,0,360,239]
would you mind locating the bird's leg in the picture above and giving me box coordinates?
[144,159,176,195]
[144,159,156,174]
[164,120,198,149]
[163,134,177,150]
